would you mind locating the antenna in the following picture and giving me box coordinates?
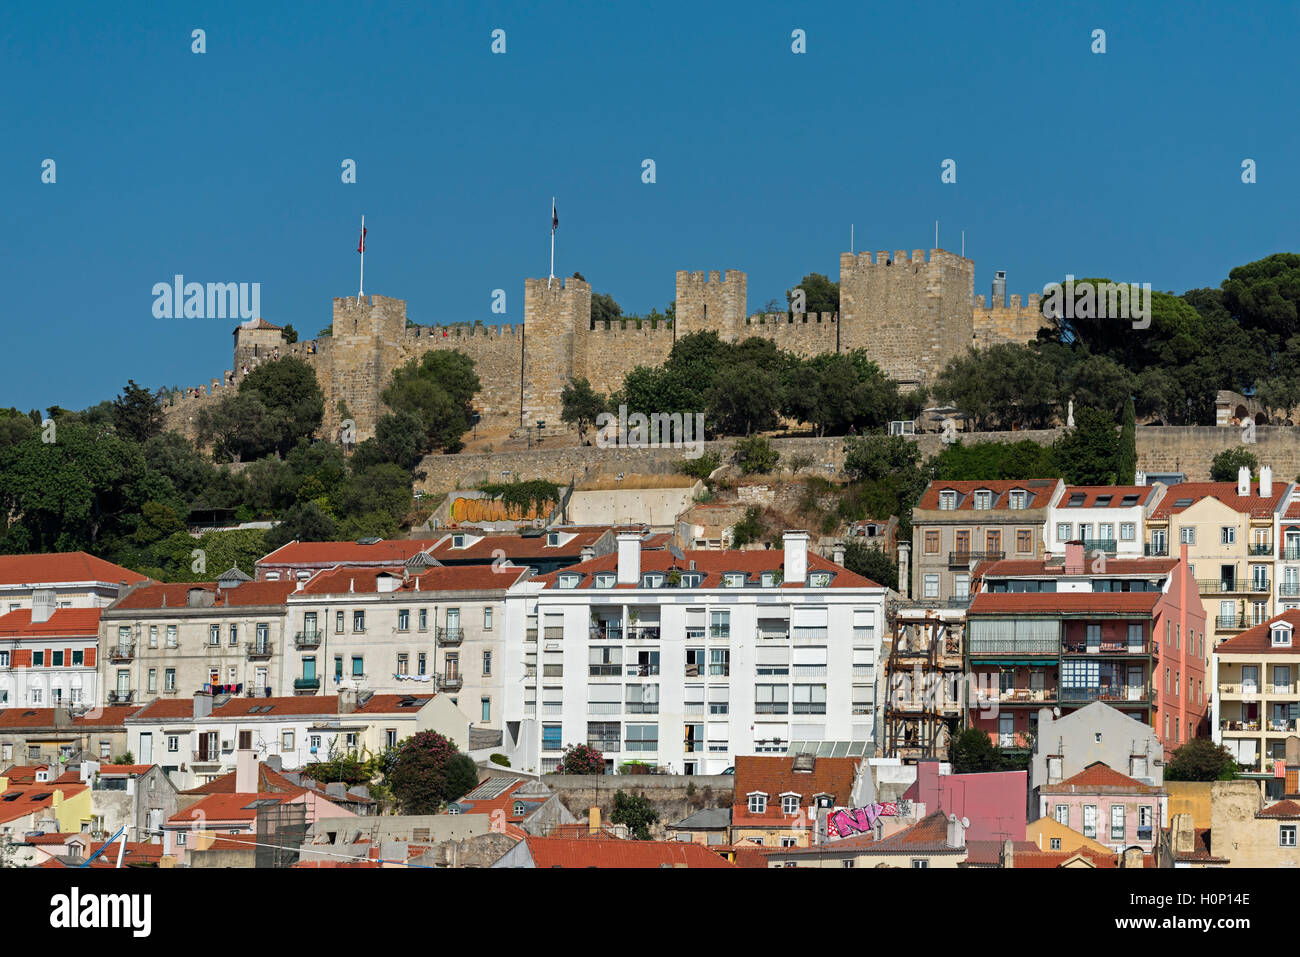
[850,223,854,253]
[935,220,939,249]
[961,230,965,257]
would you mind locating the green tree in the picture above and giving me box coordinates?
[111,379,163,443]
[950,728,1007,773]
[787,272,839,314]
[1210,447,1259,483]
[281,324,299,344]
[926,440,1057,481]
[733,435,779,474]
[706,363,781,436]
[237,357,325,457]
[730,506,765,547]
[555,743,605,775]
[842,541,897,588]
[263,501,337,551]
[560,378,609,443]
[442,753,481,803]
[381,350,481,454]
[1164,738,1238,781]
[590,291,623,326]
[1051,407,1120,485]
[387,731,472,813]
[1116,397,1137,485]
[842,434,921,483]
[932,344,1060,430]
[609,789,660,840]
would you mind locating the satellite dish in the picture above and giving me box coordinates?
[668,544,685,562]
[1052,707,1061,717]
[961,817,970,829]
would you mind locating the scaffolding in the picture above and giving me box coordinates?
[882,607,966,763]
[254,802,307,869]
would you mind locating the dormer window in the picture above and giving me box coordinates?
[1066,492,1087,507]
[761,572,776,588]
[680,572,702,588]
[781,793,801,815]
[973,490,993,510]
[594,572,615,589]
[1009,489,1027,509]
[641,573,665,588]
[452,534,465,548]
[747,792,768,814]
[513,801,527,816]
[1273,624,1293,647]
[814,793,834,809]
[557,573,581,590]
[809,571,832,588]
[724,572,745,588]
[938,490,957,510]
[547,533,560,547]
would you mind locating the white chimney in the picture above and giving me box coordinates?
[616,532,641,585]
[235,749,257,793]
[1261,466,1273,497]
[783,531,809,585]
[30,589,56,625]
[1238,466,1250,496]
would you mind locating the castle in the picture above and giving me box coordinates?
[162,248,1049,444]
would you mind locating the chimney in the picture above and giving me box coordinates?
[1064,540,1084,575]
[1135,470,1146,486]
[588,806,601,835]
[897,543,911,597]
[1238,465,1250,496]
[339,688,358,714]
[783,530,809,585]
[1121,846,1145,869]
[580,545,596,562]
[51,706,71,730]
[832,541,846,566]
[616,532,641,585]
[992,270,1007,309]
[235,749,257,794]
[1171,813,1195,856]
[193,692,212,720]
[946,813,967,850]
[1001,837,1015,869]
[1261,465,1273,497]
[30,589,56,625]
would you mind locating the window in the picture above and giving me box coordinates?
[594,572,616,588]
[625,724,657,752]
[164,668,176,691]
[417,652,427,676]
[793,684,826,714]
[167,735,179,753]
[1110,805,1125,841]
[396,654,409,675]
[483,607,493,630]
[418,608,428,631]
[747,793,768,814]
[1050,838,1061,850]
[229,624,238,646]
[723,572,744,588]
[973,490,992,510]
[938,490,956,510]
[779,837,798,848]
[558,573,581,589]
[1273,626,1292,647]
[353,611,365,633]
[924,530,939,554]
[282,730,294,750]
[100,740,111,758]
[352,656,364,677]
[176,831,187,846]
[481,698,491,722]
[385,729,397,749]
[1120,523,1136,541]
[1009,490,1027,509]
[51,651,63,667]
[756,684,789,714]
[1179,527,1195,545]
[841,859,855,868]
[923,574,939,598]
[397,609,410,631]
[148,668,157,693]
[32,651,43,666]
[781,794,800,815]
[1083,804,1097,838]
[483,651,492,675]
[911,859,929,869]
[1016,529,1032,553]
[710,611,730,639]
[336,611,345,633]
[209,625,220,645]
[1057,523,1072,541]
[1221,526,1236,545]
[1281,825,1298,848]
[542,725,562,752]
[149,625,158,648]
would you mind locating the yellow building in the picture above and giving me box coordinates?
[1024,815,1112,856]
[1211,611,1300,776]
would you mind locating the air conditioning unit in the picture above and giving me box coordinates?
[221,739,233,751]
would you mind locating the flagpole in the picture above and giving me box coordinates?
[549,197,556,286]
[358,214,365,304]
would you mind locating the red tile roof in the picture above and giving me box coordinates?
[443,778,537,823]
[967,592,1161,616]
[0,783,88,824]
[0,553,148,588]
[1,765,49,784]
[1173,827,1229,863]
[110,580,298,611]
[96,764,154,776]
[522,836,733,868]
[131,693,433,722]
[258,539,438,568]
[535,549,879,590]
[917,480,1060,512]
[427,529,613,561]
[0,608,100,637]
[1257,800,1300,819]
[168,791,297,824]
[964,839,1042,866]
[772,811,963,856]
[1040,761,1164,795]
[0,706,139,729]
[731,756,859,827]
[39,841,164,867]
[1215,611,1300,656]
[981,557,1177,578]
[294,563,528,595]
[1058,486,1157,509]
[1149,482,1286,520]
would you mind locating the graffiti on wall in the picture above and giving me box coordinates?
[826,803,897,840]
[449,496,550,524]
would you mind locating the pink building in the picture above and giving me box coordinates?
[903,759,1027,842]
[1036,761,1167,853]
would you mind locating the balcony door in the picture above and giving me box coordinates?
[1127,666,1144,701]
[998,713,1014,747]
[954,530,970,557]
[1242,665,1259,695]
[445,608,460,638]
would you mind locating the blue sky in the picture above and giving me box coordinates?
[2,0,1296,412]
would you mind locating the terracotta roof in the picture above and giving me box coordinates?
[1149,482,1286,520]
[522,836,733,868]
[731,756,859,826]
[96,764,154,776]
[182,764,300,795]
[40,841,164,867]
[427,529,612,561]
[1040,761,1164,795]
[258,539,438,568]
[167,791,297,824]
[774,811,963,856]
[917,480,1060,512]
[1173,827,1229,863]
[1215,611,1300,656]
[0,553,148,588]
[0,608,100,637]
[963,839,1038,866]
[294,563,527,595]
[237,318,282,331]
[443,778,539,823]
[0,706,139,729]
[967,592,1161,616]
[1257,800,1300,819]
[22,831,79,845]
[981,557,1177,577]
[534,549,879,590]
[1057,486,1157,509]
[109,580,297,611]
[730,844,778,868]
[1,765,49,784]
[131,692,432,722]
[0,783,88,824]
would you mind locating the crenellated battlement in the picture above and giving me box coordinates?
[841,247,973,271]
[405,322,520,339]
[747,312,839,325]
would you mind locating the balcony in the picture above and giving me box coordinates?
[1058,687,1149,705]
[1143,543,1169,557]
[1281,583,1300,597]
[1062,641,1149,656]
[293,677,320,692]
[589,664,620,677]
[968,637,1060,656]
[949,550,1004,568]
[294,631,321,650]
[1080,539,1118,554]
[438,674,463,692]
[108,642,135,663]
[1283,546,1300,561]
[1216,616,1266,631]
[990,688,1057,705]
[627,625,661,642]
[245,640,272,660]
[1220,720,1261,732]
[590,623,623,641]
[437,627,464,646]
[106,689,135,704]
[1198,578,1271,595]
[1248,543,1275,556]
[625,665,660,677]
[1219,683,1259,697]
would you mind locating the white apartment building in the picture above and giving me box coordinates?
[1276,483,1300,612]
[504,532,888,775]
[1044,485,1164,559]
[0,552,147,613]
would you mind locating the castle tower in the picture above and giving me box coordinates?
[523,276,590,428]
[674,270,746,341]
[232,318,286,372]
[838,249,974,387]
[317,294,409,442]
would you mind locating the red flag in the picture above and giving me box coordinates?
[358,225,367,254]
